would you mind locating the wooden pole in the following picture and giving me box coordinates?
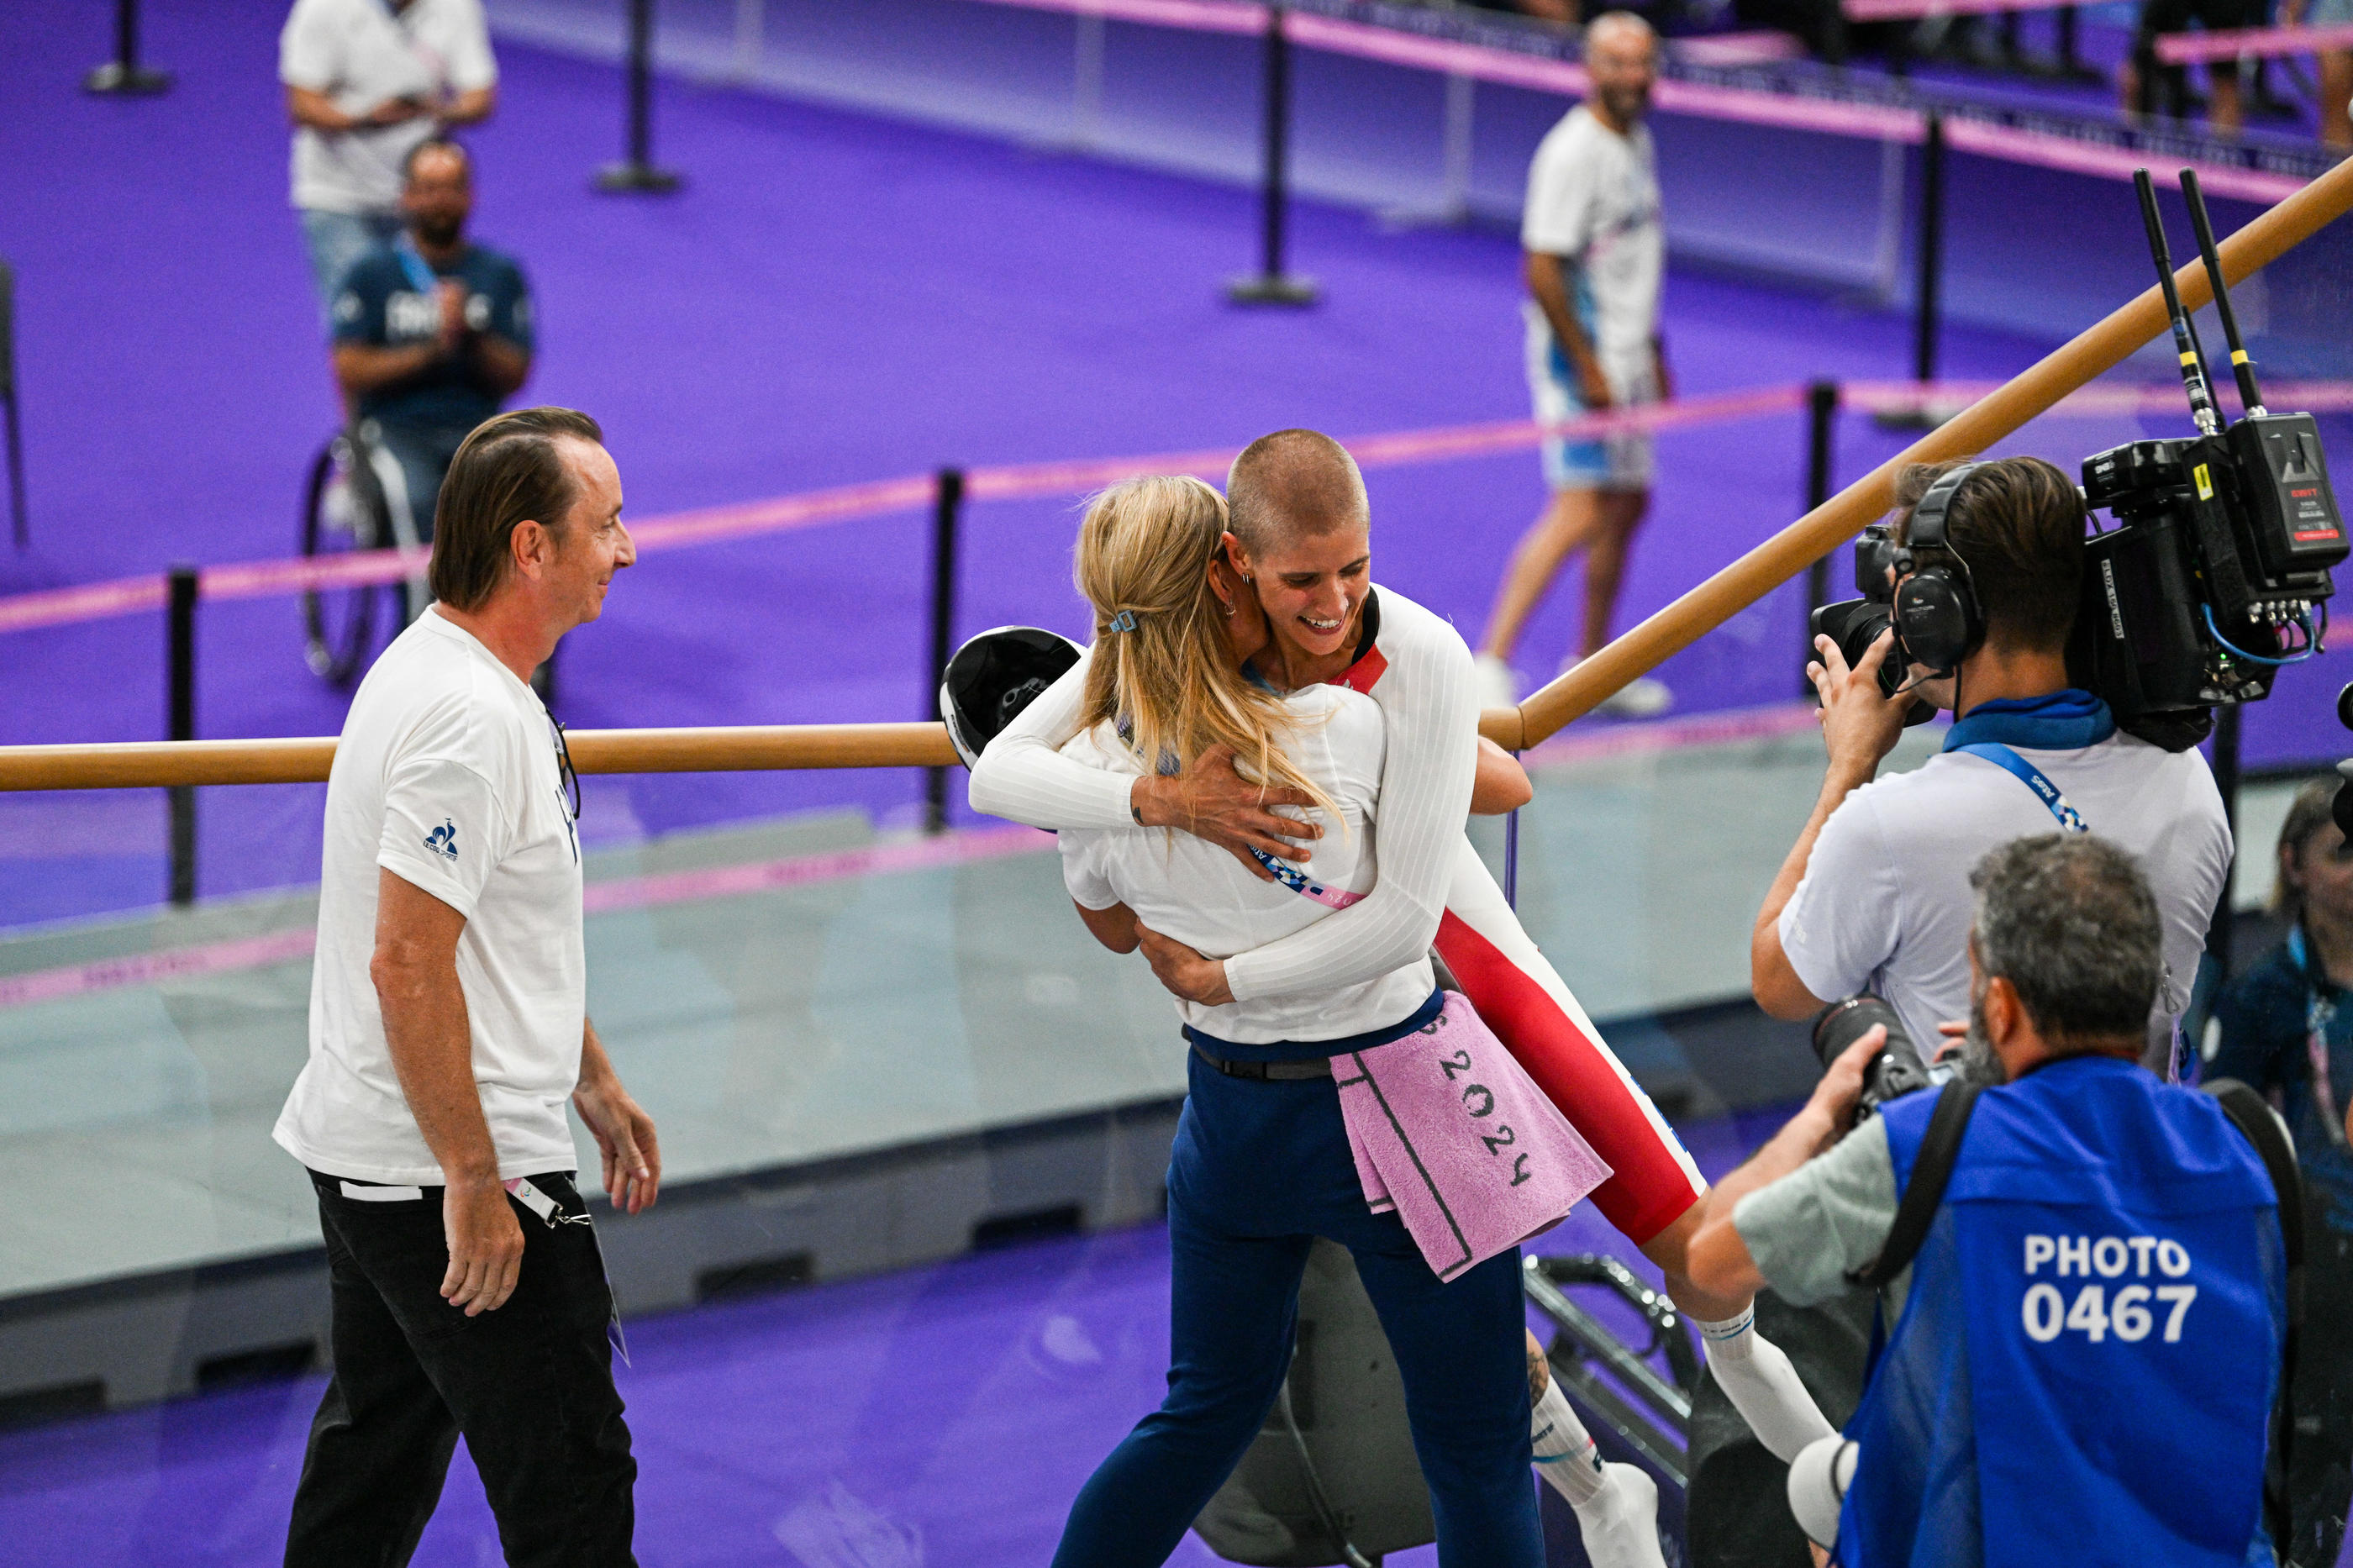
[0,723,960,792]
[1490,155,2353,753]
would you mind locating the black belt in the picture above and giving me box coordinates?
[1190,1043,1332,1081]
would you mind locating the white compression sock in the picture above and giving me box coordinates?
[1693,1307,1837,1465]
[1530,1377,1607,1507]
[1532,1382,1668,1568]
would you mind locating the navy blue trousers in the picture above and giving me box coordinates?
[1051,1051,1544,1568]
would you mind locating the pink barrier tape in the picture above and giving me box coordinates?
[0,823,1055,1011]
[1671,29,1811,65]
[1845,0,2064,24]
[1940,117,2304,205]
[970,0,1267,34]
[2156,20,2353,62]
[0,387,1810,638]
[966,384,1810,500]
[0,576,171,636]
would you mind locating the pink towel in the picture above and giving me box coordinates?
[1333,992,1613,1281]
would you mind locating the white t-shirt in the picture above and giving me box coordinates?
[280,0,497,215]
[1777,731,2232,1055]
[1520,105,1665,375]
[971,587,1479,1007]
[275,609,586,1186]
[1057,687,1435,1044]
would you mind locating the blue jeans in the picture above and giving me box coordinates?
[299,208,402,320]
[1050,1053,1545,1568]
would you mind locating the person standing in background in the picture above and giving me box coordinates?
[281,0,498,316]
[2283,0,2353,150]
[1477,13,1673,719]
[2210,777,2353,1568]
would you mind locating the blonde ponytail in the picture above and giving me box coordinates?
[1073,476,1339,833]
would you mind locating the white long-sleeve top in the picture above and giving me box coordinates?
[970,585,1479,1005]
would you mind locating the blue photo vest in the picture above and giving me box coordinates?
[1837,1055,2284,1568]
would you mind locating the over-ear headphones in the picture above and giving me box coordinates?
[1890,461,1986,677]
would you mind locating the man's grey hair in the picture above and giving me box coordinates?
[1969,834,2161,1045]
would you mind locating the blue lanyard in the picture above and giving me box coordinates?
[1952,743,2089,834]
[392,234,440,296]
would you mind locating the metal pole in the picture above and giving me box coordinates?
[1800,381,1840,695]
[2206,702,2242,982]
[0,260,24,550]
[924,468,965,835]
[86,0,171,95]
[1503,803,1519,909]
[1913,112,1945,388]
[596,0,682,193]
[1072,10,1106,150]
[1226,5,1318,307]
[167,565,197,907]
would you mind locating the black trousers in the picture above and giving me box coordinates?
[285,1169,638,1568]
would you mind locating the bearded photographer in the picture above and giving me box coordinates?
[1752,456,2234,1066]
[1692,833,2289,1565]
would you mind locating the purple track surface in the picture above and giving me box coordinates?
[3,3,2347,932]
[0,1104,1775,1568]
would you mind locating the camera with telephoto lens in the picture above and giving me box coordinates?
[1813,995,1948,1123]
[1809,524,1935,723]
[1812,171,2345,753]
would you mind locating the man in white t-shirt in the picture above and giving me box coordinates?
[1477,13,1673,720]
[275,407,654,1567]
[1752,456,2233,1063]
[280,0,497,313]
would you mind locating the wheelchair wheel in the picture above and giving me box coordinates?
[301,432,389,687]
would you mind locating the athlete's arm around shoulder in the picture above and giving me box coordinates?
[968,643,1323,866]
[1219,587,1478,1003]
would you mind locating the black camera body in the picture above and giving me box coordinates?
[1810,172,2345,752]
[2072,413,2344,736]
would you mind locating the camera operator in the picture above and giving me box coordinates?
[1692,833,2288,1564]
[1752,456,2233,1065]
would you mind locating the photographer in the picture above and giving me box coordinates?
[1692,834,2287,1564]
[1752,456,2233,1065]
[2211,777,2353,1565]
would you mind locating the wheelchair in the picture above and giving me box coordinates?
[299,422,556,704]
[299,424,431,688]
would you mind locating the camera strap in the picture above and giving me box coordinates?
[1951,743,2089,834]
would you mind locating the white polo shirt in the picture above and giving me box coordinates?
[1520,104,1664,379]
[1057,685,1436,1044]
[1777,729,2232,1055]
[275,609,585,1186]
[280,0,497,215]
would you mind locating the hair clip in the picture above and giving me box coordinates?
[1107,610,1138,634]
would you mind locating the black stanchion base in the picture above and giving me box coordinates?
[1224,274,1319,308]
[594,162,684,195]
[85,63,172,95]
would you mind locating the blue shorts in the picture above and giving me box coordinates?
[1525,316,1657,493]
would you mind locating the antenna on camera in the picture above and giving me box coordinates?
[2178,168,2267,418]
[2134,169,2221,437]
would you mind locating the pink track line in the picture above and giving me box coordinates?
[0,823,1055,1011]
[1845,377,2353,416]
[2156,20,2353,61]
[1522,701,1824,767]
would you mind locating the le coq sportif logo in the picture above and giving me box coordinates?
[424,818,459,862]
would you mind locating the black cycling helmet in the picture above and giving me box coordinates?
[940,625,1084,768]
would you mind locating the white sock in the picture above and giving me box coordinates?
[1694,1307,1836,1465]
[1529,1377,1607,1507]
[1532,1385,1669,1568]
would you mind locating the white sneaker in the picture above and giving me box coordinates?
[1476,652,1520,711]
[1571,1462,1670,1568]
[1592,674,1673,719]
